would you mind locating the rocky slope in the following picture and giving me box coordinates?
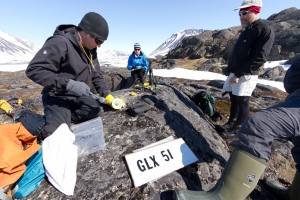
[150,7,300,80]
[0,66,294,200]
[0,31,40,64]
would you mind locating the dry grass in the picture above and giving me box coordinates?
[174,58,208,70]
[215,101,231,116]
[255,89,287,101]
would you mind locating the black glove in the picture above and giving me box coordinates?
[66,79,90,96]
[132,66,136,70]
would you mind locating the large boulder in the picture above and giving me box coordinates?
[25,84,229,199]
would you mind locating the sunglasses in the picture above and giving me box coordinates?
[134,49,141,51]
[91,35,104,45]
[239,10,250,16]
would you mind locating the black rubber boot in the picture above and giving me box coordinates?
[264,170,300,200]
[220,125,241,139]
[214,120,235,133]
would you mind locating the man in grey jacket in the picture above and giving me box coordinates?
[26,12,117,140]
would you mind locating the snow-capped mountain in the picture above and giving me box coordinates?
[0,28,204,67]
[97,50,130,67]
[0,30,130,67]
[0,31,40,64]
[148,29,204,59]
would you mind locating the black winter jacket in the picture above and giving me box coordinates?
[227,19,275,78]
[26,25,110,97]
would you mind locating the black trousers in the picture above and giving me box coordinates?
[228,92,250,127]
[131,68,146,84]
[40,94,100,139]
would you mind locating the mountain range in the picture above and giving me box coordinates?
[0,29,204,66]
[0,31,40,64]
[148,29,204,58]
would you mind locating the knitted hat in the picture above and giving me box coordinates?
[234,0,262,10]
[78,12,109,40]
[134,43,141,49]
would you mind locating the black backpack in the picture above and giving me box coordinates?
[192,91,222,122]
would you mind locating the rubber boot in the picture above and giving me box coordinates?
[0,100,14,115]
[214,120,235,133]
[264,170,300,200]
[221,125,241,139]
[222,121,235,131]
[174,148,266,200]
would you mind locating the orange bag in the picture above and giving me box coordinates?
[0,122,41,189]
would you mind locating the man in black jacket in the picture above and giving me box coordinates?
[26,12,118,140]
[219,0,275,138]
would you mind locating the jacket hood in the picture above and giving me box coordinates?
[53,24,79,45]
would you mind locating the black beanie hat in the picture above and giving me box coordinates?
[78,12,109,40]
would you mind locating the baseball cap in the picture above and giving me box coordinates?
[234,0,262,10]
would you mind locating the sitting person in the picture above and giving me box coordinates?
[173,58,300,200]
[127,43,149,85]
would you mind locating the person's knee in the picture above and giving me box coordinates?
[238,113,261,136]
[73,96,101,122]
[88,106,101,118]
[233,113,272,161]
[71,106,100,123]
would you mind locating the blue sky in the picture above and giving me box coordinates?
[0,0,299,55]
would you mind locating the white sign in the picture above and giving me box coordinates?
[124,138,198,187]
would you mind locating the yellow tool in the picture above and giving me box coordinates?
[143,82,149,87]
[110,99,124,110]
[130,92,137,96]
[88,91,124,110]
[0,100,14,115]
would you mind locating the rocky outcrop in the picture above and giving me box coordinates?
[166,7,300,63]
[259,65,286,81]
[149,8,300,85]
[0,67,294,199]
[21,86,229,199]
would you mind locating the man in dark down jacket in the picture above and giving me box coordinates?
[26,12,117,140]
[219,0,275,138]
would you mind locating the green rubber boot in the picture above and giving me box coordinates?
[174,148,266,200]
[264,170,300,200]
